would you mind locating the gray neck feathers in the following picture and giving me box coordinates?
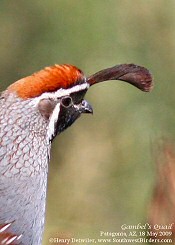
[0,94,51,245]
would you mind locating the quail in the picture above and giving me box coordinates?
[0,64,153,245]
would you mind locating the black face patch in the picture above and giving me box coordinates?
[50,89,89,141]
[70,89,88,105]
[54,104,81,138]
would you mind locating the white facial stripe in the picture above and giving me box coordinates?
[30,83,89,107]
[47,103,61,140]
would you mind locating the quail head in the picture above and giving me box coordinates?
[0,63,153,245]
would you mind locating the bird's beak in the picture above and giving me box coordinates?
[81,100,93,114]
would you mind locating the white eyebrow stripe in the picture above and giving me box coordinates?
[30,83,89,107]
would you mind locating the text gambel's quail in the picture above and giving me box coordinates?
[0,64,153,244]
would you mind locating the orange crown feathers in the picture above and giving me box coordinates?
[8,65,85,99]
[7,63,153,99]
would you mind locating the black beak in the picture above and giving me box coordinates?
[81,100,93,114]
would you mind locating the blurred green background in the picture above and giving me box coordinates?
[0,1,175,244]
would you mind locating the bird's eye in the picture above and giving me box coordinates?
[61,96,73,108]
